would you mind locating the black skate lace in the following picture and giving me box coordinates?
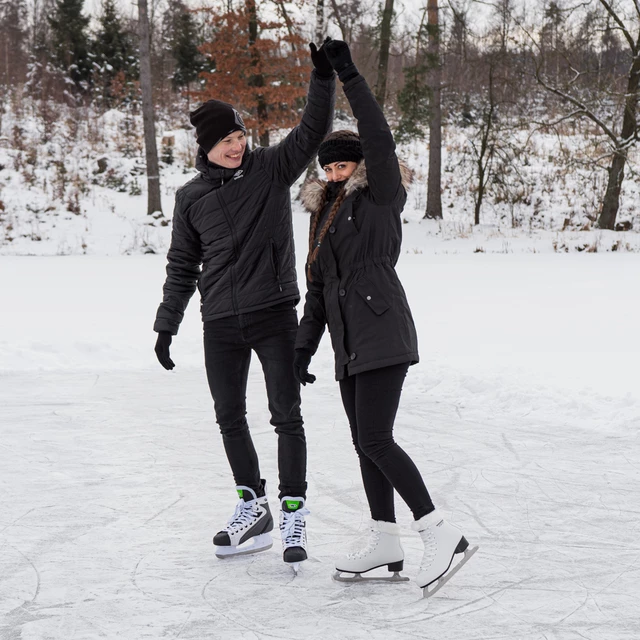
[280,508,309,548]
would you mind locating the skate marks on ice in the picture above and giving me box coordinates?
[3,368,640,639]
[398,390,640,638]
[421,544,479,598]
[310,369,640,638]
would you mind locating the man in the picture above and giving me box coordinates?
[153,43,335,570]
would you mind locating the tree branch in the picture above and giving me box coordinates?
[328,0,348,40]
[598,0,637,53]
[535,70,620,146]
[532,110,587,129]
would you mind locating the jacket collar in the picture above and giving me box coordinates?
[299,159,414,214]
[196,146,251,185]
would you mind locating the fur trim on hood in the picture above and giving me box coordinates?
[300,159,414,214]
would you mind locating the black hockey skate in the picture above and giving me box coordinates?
[214,481,274,558]
[279,497,309,574]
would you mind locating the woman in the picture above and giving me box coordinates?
[294,39,476,595]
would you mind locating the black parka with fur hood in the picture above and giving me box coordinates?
[154,71,335,335]
[296,73,419,380]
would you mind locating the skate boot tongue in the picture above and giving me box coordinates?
[282,498,304,513]
[236,485,259,502]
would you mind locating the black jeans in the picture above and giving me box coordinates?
[339,362,434,522]
[203,301,306,500]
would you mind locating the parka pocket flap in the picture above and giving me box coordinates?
[342,201,360,232]
[355,279,390,315]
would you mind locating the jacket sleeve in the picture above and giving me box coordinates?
[261,70,335,187]
[153,192,202,335]
[342,74,403,205]
[295,268,326,355]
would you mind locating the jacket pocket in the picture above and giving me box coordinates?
[343,201,360,233]
[355,278,390,316]
[269,239,283,291]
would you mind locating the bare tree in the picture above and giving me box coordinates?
[533,0,640,229]
[375,0,394,107]
[597,0,640,229]
[247,0,269,146]
[138,0,162,215]
[315,0,325,42]
[328,0,369,43]
[328,0,349,40]
[425,0,442,219]
[470,59,496,226]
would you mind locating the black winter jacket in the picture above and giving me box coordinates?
[154,71,335,335]
[296,73,419,380]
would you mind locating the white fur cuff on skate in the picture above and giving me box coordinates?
[372,520,401,535]
[411,509,443,532]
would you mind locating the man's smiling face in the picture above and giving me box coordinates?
[207,130,247,169]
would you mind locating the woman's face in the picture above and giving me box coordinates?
[323,161,358,182]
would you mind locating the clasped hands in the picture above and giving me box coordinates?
[309,38,358,83]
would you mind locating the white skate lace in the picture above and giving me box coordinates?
[347,529,380,560]
[225,499,260,533]
[279,507,310,548]
[420,530,437,569]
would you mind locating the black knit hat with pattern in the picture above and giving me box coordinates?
[318,129,363,167]
[189,99,246,153]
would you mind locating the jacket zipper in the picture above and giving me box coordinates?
[270,239,283,292]
[217,189,240,315]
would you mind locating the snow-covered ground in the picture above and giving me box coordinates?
[3,99,640,259]
[2,209,640,638]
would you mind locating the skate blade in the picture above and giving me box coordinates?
[215,533,273,559]
[288,562,302,575]
[333,570,410,584]
[422,545,478,598]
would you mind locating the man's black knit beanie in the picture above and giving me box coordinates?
[318,129,363,167]
[189,100,246,153]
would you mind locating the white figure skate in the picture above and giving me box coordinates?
[214,483,274,558]
[333,520,409,583]
[412,510,478,597]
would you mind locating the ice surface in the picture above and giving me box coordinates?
[1,221,640,639]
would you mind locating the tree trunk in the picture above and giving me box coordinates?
[138,0,162,215]
[315,0,325,43]
[375,0,394,108]
[599,152,626,230]
[303,0,325,184]
[424,0,442,219]
[474,159,484,226]
[474,65,496,226]
[247,0,269,146]
[597,33,640,229]
[328,0,348,41]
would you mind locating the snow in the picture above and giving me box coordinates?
[2,213,640,638]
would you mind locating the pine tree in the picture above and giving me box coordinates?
[164,0,202,90]
[48,0,91,90]
[396,9,430,143]
[93,0,138,108]
[0,0,28,88]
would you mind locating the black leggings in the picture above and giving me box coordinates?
[339,363,434,522]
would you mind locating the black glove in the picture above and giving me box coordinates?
[155,331,175,370]
[293,349,316,386]
[323,38,359,83]
[309,41,334,78]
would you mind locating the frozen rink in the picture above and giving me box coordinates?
[1,246,640,639]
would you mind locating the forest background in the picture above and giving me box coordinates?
[1,0,639,255]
